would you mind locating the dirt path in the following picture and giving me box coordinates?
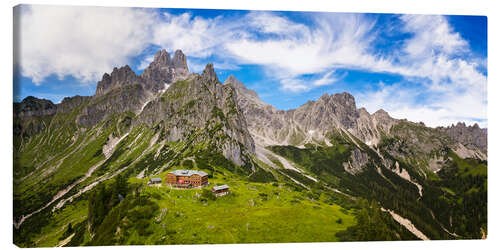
[56,233,75,247]
[381,207,430,240]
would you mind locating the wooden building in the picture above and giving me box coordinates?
[211,184,230,197]
[165,170,208,188]
[148,177,162,186]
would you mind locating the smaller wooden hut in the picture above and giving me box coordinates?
[211,184,230,197]
[148,177,162,186]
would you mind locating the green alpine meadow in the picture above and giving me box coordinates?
[13,5,487,247]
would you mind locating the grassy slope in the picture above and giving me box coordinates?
[133,174,355,244]
[29,169,355,246]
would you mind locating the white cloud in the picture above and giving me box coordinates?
[279,78,310,92]
[225,13,383,81]
[356,81,487,128]
[151,12,242,59]
[246,12,308,36]
[312,70,344,87]
[15,5,156,84]
[137,55,154,70]
[401,15,468,58]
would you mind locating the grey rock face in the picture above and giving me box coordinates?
[81,64,151,126]
[227,76,398,148]
[294,92,359,132]
[343,148,369,174]
[14,96,57,118]
[78,84,148,127]
[95,65,142,96]
[437,122,487,154]
[56,95,91,114]
[141,49,190,92]
[172,50,190,82]
[138,64,255,166]
[79,49,192,127]
[201,63,218,83]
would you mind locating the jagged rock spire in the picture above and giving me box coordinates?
[202,63,218,83]
[141,49,190,92]
[152,49,171,66]
[95,65,140,96]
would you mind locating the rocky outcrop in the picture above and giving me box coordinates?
[14,96,57,118]
[79,49,192,127]
[95,65,143,96]
[14,96,91,138]
[437,122,487,154]
[56,95,91,114]
[138,64,255,166]
[78,83,149,127]
[227,75,399,148]
[295,93,358,131]
[343,148,369,174]
[141,49,190,92]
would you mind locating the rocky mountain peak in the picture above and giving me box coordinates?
[357,107,370,117]
[110,65,136,81]
[172,50,187,68]
[202,63,218,83]
[224,75,260,99]
[438,122,487,153]
[317,92,356,109]
[152,49,171,66]
[373,109,390,118]
[171,50,189,82]
[224,75,241,87]
[14,96,57,117]
[319,93,330,101]
[95,65,140,96]
[141,49,190,92]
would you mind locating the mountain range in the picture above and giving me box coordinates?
[13,49,487,246]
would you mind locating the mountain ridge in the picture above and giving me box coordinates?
[14,49,488,245]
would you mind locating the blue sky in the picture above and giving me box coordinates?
[14,5,487,127]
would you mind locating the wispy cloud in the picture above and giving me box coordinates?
[280,70,345,92]
[137,55,155,70]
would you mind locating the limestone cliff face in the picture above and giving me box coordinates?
[78,50,192,127]
[56,96,91,114]
[14,96,57,118]
[138,64,255,166]
[227,75,398,148]
[79,65,149,126]
[437,122,487,154]
[294,92,359,132]
[95,65,143,96]
[141,49,190,92]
